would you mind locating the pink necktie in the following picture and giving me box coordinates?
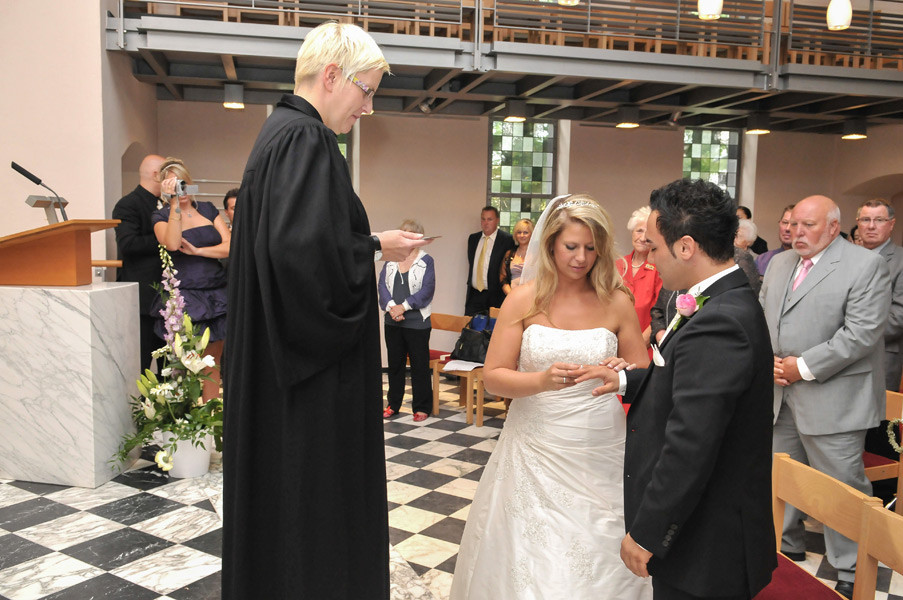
[792,258,813,291]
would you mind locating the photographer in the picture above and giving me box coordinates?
[153,157,231,404]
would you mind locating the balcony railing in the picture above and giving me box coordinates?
[121,0,903,69]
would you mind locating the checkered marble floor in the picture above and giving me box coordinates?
[1,375,902,599]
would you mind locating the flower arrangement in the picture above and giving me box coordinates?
[113,247,223,472]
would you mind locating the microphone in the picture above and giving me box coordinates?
[11,161,68,221]
[11,162,42,185]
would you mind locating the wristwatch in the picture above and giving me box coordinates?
[370,234,382,261]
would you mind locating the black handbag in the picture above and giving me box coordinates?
[450,313,493,363]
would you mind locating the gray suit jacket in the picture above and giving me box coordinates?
[878,242,903,354]
[760,236,891,435]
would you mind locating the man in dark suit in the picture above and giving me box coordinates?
[465,206,514,315]
[598,179,776,599]
[112,154,165,370]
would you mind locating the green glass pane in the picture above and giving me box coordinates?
[533,138,544,153]
[512,180,522,194]
[512,166,522,180]
[511,198,521,211]
[501,121,514,136]
[492,165,502,179]
[501,180,512,193]
[502,136,512,151]
[491,151,504,167]
[701,130,712,144]
[542,182,552,195]
[500,212,510,227]
[492,137,502,151]
[532,181,543,194]
[543,167,552,181]
[532,167,543,180]
[512,122,524,137]
[491,180,501,193]
[720,158,728,171]
[492,121,504,136]
[501,166,512,180]
[545,152,553,166]
[691,158,701,171]
[532,153,543,167]
[512,152,523,166]
[683,157,692,171]
[499,197,510,211]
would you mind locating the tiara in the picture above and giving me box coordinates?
[555,198,595,211]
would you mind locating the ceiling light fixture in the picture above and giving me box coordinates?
[841,118,868,140]
[745,112,771,135]
[826,0,852,30]
[698,0,723,20]
[557,0,580,6]
[503,99,528,123]
[223,83,245,110]
[616,105,640,129]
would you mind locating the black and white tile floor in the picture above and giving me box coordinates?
[1,376,901,599]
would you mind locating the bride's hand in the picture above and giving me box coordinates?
[542,362,581,391]
[569,364,621,396]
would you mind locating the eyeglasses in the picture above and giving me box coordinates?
[346,73,376,100]
[856,217,892,225]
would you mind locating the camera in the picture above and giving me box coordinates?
[175,180,199,196]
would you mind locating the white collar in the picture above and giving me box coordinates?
[688,264,739,297]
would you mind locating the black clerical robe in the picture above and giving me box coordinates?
[223,94,389,599]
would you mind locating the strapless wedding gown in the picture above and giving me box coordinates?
[450,325,652,600]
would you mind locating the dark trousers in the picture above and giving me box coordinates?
[465,287,490,316]
[140,314,164,371]
[384,325,432,414]
[653,578,749,600]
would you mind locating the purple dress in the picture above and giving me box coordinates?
[151,202,227,341]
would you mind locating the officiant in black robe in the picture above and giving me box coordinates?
[222,22,429,600]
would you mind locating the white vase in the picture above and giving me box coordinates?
[162,433,211,479]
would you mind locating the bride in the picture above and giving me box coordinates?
[450,194,652,600]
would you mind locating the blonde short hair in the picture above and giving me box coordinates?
[294,21,390,90]
[627,206,652,232]
[158,157,192,184]
[398,219,424,235]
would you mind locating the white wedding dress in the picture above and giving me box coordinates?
[450,324,652,600]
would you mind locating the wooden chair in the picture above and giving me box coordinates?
[852,503,903,600]
[863,391,903,513]
[754,453,882,599]
[429,313,485,424]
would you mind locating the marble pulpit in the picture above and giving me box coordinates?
[0,282,140,487]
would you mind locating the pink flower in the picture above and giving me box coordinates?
[675,293,699,317]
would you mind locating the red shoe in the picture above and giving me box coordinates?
[383,407,396,419]
[413,412,428,422]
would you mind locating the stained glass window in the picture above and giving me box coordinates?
[488,119,556,231]
[682,128,740,199]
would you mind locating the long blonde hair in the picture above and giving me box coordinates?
[525,194,629,320]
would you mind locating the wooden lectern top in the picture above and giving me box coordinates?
[0,219,120,287]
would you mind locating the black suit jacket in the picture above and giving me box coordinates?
[466,229,515,309]
[112,185,163,315]
[623,268,776,597]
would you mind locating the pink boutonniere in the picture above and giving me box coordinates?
[671,293,709,332]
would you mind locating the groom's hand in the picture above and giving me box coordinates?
[570,363,620,396]
[620,533,652,578]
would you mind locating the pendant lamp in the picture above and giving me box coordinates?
[698,0,723,20]
[826,0,852,31]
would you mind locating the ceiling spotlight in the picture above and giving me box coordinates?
[503,99,528,123]
[698,0,723,20]
[616,106,640,129]
[826,0,852,30]
[418,98,434,114]
[223,83,245,110]
[745,112,771,135]
[841,118,867,140]
[665,110,682,127]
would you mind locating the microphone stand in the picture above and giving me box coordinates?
[42,182,68,222]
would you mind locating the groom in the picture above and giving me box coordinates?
[596,179,776,599]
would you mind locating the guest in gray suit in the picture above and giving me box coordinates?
[760,194,891,599]
[857,198,903,391]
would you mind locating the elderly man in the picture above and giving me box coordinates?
[112,154,166,370]
[760,195,891,599]
[857,198,903,391]
[755,204,795,276]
